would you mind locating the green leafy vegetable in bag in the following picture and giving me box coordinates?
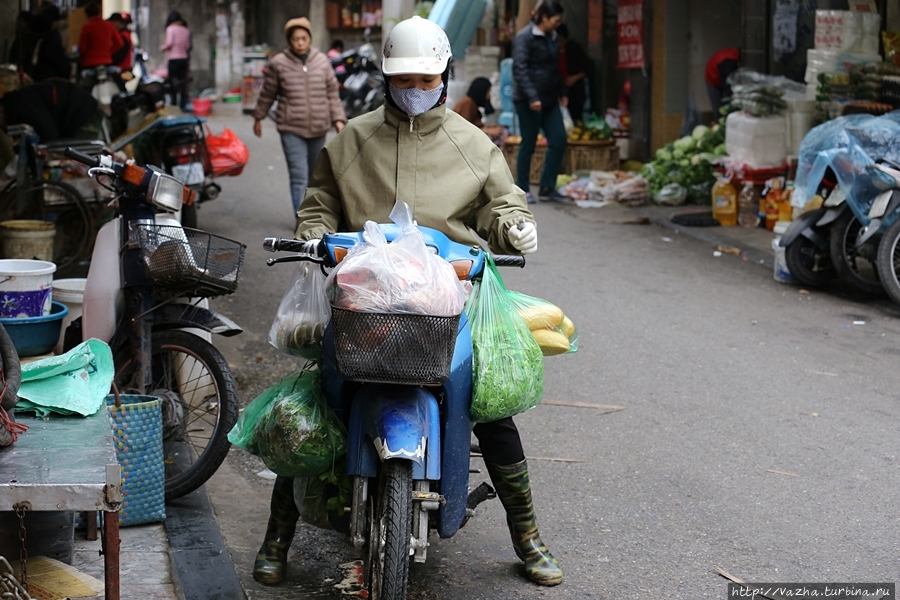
[465,257,544,423]
[227,370,347,477]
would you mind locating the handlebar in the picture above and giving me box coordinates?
[493,255,526,268]
[64,147,101,168]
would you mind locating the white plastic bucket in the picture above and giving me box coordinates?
[0,259,56,317]
[0,220,56,262]
[52,278,86,354]
[772,222,795,284]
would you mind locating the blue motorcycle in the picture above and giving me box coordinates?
[263,226,524,599]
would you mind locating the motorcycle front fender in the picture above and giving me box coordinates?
[346,385,441,481]
[152,303,242,336]
[781,208,828,248]
[816,203,847,227]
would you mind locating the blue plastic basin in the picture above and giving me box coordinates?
[0,301,69,357]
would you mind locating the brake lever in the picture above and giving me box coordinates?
[266,255,324,267]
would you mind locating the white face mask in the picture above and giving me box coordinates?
[389,82,445,116]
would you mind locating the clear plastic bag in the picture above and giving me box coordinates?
[227,369,348,478]
[269,262,330,360]
[327,201,466,316]
[507,291,578,356]
[465,256,544,423]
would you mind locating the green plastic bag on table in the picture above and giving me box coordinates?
[465,256,544,423]
[227,369,347,477]
[506,291,579,356]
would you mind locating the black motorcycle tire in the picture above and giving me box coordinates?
[114,330,239,501]
[365,460,412,600]
[829,210,884,295]
[876,217,900,306]
[784,234,836,286]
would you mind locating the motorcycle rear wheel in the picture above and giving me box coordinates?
[114,330,239,501]
[784,234,835,286]
[876,217,900,306]
[829,211,884,295]
[365,459,412,600]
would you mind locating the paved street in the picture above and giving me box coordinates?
[197,103,900,599]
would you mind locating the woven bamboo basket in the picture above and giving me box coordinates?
[502,140,619,184]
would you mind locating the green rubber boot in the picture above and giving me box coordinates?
[253,476,300,585]
[486,460,563,587]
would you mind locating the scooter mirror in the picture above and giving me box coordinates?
[147,170,186,213]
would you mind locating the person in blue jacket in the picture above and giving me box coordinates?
[512,0,569,203]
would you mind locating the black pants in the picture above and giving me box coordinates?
[167,58,189,109]
[473,417,525,466]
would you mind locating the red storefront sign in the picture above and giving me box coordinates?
[617,0,644,69]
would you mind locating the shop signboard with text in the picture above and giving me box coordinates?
[617,0,644,69]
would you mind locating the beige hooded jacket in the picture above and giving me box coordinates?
[252,46,346,138]
[295,103,534,255]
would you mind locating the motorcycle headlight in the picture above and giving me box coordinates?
[147,170,185,212]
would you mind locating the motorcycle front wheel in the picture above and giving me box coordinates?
[829,211,884,295]
[876,217,900,306]
[115,330,239,501]
[365,459,412,600]
[784,234,835,286]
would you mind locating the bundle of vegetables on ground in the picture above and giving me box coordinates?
[639,124,727,202]
[508,291,578,356]
[227,370,347,478]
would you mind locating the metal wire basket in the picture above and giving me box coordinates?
[138,224,245,297]
[330,307,461,385]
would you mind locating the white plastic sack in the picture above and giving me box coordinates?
[327,201,467,316]
[269,262,331,360]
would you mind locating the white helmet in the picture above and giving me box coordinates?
[382,16,451,76]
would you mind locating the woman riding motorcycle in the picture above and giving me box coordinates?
[252,16,562,589]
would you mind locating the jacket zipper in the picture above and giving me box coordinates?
[409,115,414,132]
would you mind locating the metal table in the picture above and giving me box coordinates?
[0,411,122,599]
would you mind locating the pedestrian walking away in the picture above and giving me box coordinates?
[161,11,192,110]
[251,17,346,219]
[253,15,561,590]
[512,0,570,203]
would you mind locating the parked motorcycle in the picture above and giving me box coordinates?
[330,31,385,119]
[79,65,122,107]
[781,169,842,287]
[263,227,525,599]
[64,147,243,501]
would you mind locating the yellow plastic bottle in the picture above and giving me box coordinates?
[712,176,738,226]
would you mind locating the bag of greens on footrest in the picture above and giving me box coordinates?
[465,256,544,423]
[227,369,347,477]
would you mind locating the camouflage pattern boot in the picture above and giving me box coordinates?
[253,475,300,585]
[485,460,563,586]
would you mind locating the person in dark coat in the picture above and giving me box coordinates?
[453,77,507,146]
[512,0,568,203]
[556,24,589,123]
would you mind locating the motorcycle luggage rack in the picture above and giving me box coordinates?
[330,307,460,385]
[137,224,245,298]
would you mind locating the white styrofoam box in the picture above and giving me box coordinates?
[725,111,787,169]
[805,48,839,83]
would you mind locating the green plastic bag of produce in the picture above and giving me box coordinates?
[465,256,544,423]
[227,369,347,477]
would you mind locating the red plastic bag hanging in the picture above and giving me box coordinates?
[206,127,250,176]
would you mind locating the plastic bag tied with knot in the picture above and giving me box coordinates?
[269,262,331,360]
[227,369,347,478]
[465,256,544,423]
[327,200,467,316]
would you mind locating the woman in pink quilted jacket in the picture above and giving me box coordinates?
[252,17,347,218]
